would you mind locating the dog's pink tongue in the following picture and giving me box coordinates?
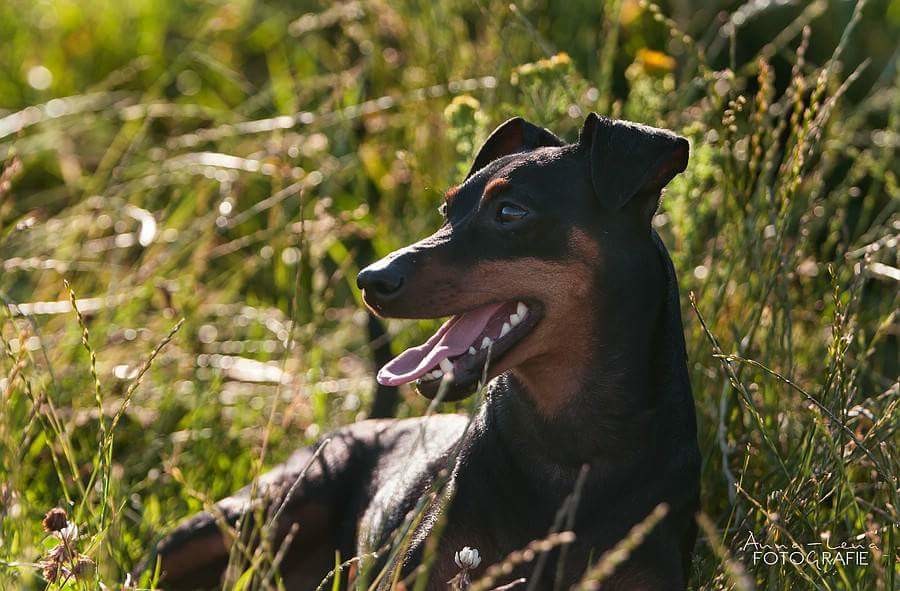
[377,303,504,386]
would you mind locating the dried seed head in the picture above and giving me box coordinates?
[42,508,68,532]
[72,555,95,579]
[46,542,72,564]
[42,560,62,583]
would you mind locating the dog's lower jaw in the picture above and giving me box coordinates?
[411,301,545,401]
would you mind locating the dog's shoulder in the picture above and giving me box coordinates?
[354,413,470,555]
[330,414,469,459]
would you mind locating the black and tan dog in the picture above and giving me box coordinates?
[150,113,701,590]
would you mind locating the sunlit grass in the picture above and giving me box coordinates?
[0,0,897,589]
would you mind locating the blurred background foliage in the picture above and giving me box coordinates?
[0,0,897,589]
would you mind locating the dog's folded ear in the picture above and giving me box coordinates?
[466,117,564,179]
[579,113,689,223]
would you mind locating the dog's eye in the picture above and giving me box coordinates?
[438,203,447,218]
[496,203,528,224]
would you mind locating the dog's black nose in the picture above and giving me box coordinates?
[357,265,405,299]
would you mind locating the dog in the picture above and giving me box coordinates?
[149,113,701,590]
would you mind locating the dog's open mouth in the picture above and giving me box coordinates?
[376,300,541,399]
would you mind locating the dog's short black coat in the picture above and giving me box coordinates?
[149,113,701,591]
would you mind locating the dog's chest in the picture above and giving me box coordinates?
[396,460,573,587]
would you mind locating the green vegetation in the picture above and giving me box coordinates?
[0,0,897,589]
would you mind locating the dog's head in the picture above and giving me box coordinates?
[357,113,688,402]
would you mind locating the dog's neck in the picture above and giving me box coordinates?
[485,233,692,478]
[491,323,659,469]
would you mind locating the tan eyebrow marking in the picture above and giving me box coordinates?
[482,177,510,202]
[443,185,460,204]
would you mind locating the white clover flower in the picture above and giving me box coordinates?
[454,546,481,570]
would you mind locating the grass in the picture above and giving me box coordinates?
[0,0,897,589]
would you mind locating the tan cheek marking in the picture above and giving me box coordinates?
[456,252,599,417]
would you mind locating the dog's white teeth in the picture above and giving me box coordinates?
[439,358,454,373]
[510,312,521,327]
[468,346,477,355]
[517,301,528,317]
[500,322,511,337]
[481,337,492,350]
